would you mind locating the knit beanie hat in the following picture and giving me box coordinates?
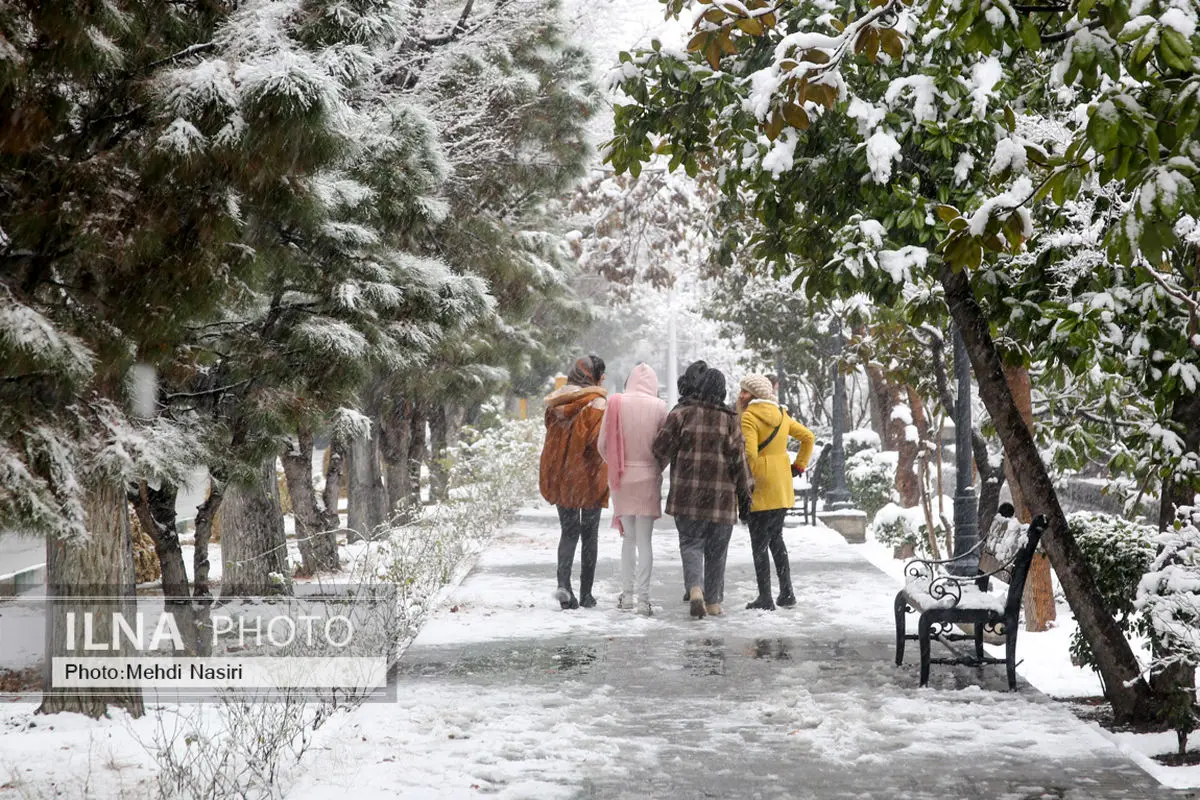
[740,374,775,401]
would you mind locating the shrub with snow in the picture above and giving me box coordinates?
[1066,511,1156,674]
[340,417,545,644]
[843,428,882,459]
[872,500,947,558]
[847,447,895,519]
[1136,507,1200,754]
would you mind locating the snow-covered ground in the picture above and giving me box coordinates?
[859,523,1200,791]
[2,504,1197,797]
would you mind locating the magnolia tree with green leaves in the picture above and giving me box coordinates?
[606,0,1199,722]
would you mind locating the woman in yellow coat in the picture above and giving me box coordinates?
[738,374,814,610]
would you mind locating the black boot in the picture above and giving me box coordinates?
[578,511,599,606]
[555,587,578,610]
[746,596,776,611]
[770,527,795,607]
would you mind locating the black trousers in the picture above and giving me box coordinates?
[748,509,792,600]
[556,506,601,599]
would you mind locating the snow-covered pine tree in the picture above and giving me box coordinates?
[151,0,494,571]
[370,0,600,506]
[0,0,286,718]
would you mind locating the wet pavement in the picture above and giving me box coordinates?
[388,505,1196,799]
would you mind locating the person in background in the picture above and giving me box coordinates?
[738,373,815,611]
[653,368,753,619]
[676,360,709,406]
[540,355,609,610]
[598,363,668,616]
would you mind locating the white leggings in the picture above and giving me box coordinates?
[620,515,655,603]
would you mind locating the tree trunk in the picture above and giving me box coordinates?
[347,422,388,542]
[865,363,895,449]
[409,403,429,506]
[40,480,145,718]
[129,480,190,598]
[939,262,1156,723]
[925,325,1009,538]
[1158,392,1200,532]
[220,460,290,597]
[192,477,224,599]
[1002,365,1057,632]
[894,390,922,507]
[380,399,415,522]
[281,430,339,576]
[975,440,1006,538]
[322,439,346,533]
[429,403,465,503]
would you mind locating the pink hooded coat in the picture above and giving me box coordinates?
[597,364,669,521]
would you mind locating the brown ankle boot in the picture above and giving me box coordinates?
[689,587,706,619]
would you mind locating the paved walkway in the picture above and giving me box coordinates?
[293,504,1196,800]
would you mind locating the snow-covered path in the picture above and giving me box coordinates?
[290,505,1183,799]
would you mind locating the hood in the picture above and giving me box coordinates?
[745,398,784,427]
[625,363,659,398]
[545,385,606,420]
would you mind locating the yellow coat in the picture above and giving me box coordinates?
[741,400,815,512]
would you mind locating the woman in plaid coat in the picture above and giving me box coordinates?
[652,367,753,619]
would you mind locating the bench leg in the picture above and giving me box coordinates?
[918,614,932,687]
[1006,626,1019,691]
[894,592,907,665]
[974,623,984,661]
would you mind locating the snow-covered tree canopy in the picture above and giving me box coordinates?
[605,0,1199,722]
[605,0,1199,497]
[0,0,598,538]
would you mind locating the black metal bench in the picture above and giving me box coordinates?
[893,506,1048,690]
[787,442,829,526]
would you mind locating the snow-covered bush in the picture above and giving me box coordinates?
[336,418,542,646]
[847,447,895,518]
[1136,507,1200,755]
[872,501,946,558]
[145,417,543,799]
[843,428,882,459]
[389,417,541,639]
[1066,512,1156,674]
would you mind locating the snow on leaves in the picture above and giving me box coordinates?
[0,294,94,383]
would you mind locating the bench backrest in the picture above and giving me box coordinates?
[809,442,831,493]
[1001,514,1047,618]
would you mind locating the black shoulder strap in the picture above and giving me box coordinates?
[757,418,783,453]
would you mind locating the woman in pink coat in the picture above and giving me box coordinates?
[597,363,668,616]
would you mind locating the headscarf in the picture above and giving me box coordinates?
[677,360,709,402]
[567,354,605,387]
[695,368,728,407]
[604,364,658,494]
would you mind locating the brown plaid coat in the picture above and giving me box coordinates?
[652,401,753,525]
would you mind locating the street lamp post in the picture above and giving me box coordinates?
[949,325,979,575]
[667,288,679,407]
[825,321,853,511]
